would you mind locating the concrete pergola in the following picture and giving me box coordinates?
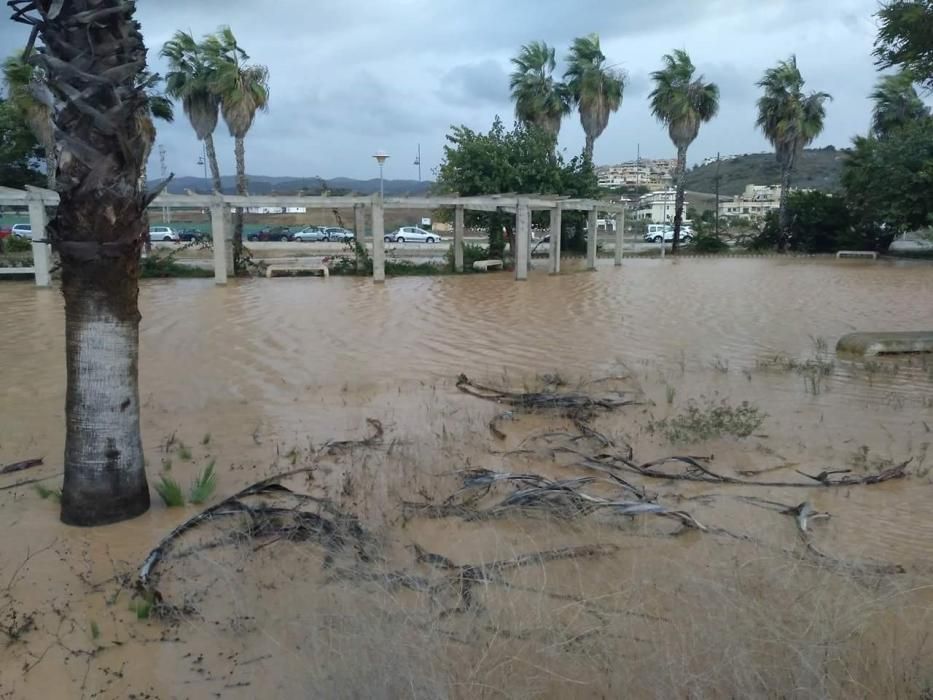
[0,186,627,286]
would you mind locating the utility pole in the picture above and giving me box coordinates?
[714,151,721,238]
[414,144,421,182]
[159,144,170,224]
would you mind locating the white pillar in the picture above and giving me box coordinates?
[515,200,530,281]
[210,202,228,285]
[586,206,598,271]
[454,205,465,273]
[26,194,51,287]
[224,207,235,276]
[548,206,562,275]
[614,208,625,267]
[372,198,385,283]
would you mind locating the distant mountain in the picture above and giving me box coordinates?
[683,147,849,196]
[156,175,433,197]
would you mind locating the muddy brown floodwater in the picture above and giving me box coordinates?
[2,257,933,699]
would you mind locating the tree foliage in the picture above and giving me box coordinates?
[875,0,933,89]
[509,42,570,141]
[0,97,44,188]
[435,117,598,255]
[869,70,929,139]
[842,117,933,236]
[564,34,624,161]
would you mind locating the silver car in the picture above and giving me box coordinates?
[321,227,355,242]
[293,227,327,242]
[385,226,442,243]
[11,223,32,239]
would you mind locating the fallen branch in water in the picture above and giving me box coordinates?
[0,472,62,492]
[0,458,43,475]
[456,374,636,412]
[319,418,384,454]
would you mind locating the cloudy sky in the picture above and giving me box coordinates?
[3,0,893,180]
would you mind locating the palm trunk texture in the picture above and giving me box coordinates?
[12,0,153,525]
[204,132,222,193]
[779,165,792,253]
[672,145,688,254]
[234,135,246,272]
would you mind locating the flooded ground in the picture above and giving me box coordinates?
[1,257,932,698]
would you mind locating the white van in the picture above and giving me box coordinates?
[644,223,693,243]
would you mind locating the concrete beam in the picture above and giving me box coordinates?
[454,205,465,273]
[209,202,228,284]
[515,200,530,281]
[372,199,385,283]
[26,193,51,287]
[549,207,562,275]
[586,207,598,271]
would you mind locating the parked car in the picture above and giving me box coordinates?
[321,227,355,242]
[149,225,179,242]
[384,226,442,243]
[247,226,293,242]
[293,226,327,242]
[643,225,693,243]
[177,228,208,242]
[11,223,32,239]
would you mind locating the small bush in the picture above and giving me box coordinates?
[155,475,185,507]
[2,235,33,254]
[650,398,766,443]
[687,232,730,253]
[140,256,212,278]
[189,461,217,505]
[446,243,488,272]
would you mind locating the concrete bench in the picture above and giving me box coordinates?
[837,331,933,356]
[265,264,329,279]
[836,251,877,260]
[0,267,35,277]
[473,259,503,272]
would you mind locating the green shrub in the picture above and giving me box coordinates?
[445,243,488,271]
[687,233,729,253]
[2,235,32,253]
[649,398,766,443]
[189,461,217,505]
[155,475,185,507]
[140,255,212,278]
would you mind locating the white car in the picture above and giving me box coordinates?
[643,225,693,243]
[11,223,32,239]
[385,226,442,244]
[149,226,179,242]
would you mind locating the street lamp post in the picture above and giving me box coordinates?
[373,150,389,200]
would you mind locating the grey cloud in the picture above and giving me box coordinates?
[439,60,510,106]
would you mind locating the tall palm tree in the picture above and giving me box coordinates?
[870,70,929,139]
[649,50,719,252]
[509,41,571,142]
[756,56,831,251]
[203,27,270,270]
[161,31,223,192]
[564,34,625,162]
[10,0,153,525]
[2,53,54,188]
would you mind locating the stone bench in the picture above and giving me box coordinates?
[265,264,329,279]
[473,259,504,272]
[837,331,933,356]
[836,251,877,260]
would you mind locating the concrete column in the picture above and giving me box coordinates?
[548,206,562,275]
[209,203,228,285]
[454,205,465,272]
[371,198,385,283]
[224,207,235,276]
[515,200,530,281]
[26,195,51,287]
[614,208,625,267]
[353,204,365,243]
[586,206,598,271]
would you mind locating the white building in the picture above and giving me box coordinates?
[633,189,684,222]
[718,184,781,220]
[596,159,676,191]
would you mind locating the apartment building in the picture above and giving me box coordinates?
[718,184,782,219]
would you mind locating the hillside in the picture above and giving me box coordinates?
[157,175,432,197]
[683,147,849,196]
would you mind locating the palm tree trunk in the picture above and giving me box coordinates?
[671,144,689,254]
[139,161,152,254]
[204,133,223,193]
[25,0,152,526]
[778,164,792,253]
[45,152,56,190]
[584,134,595,163]
[234,136,247,272]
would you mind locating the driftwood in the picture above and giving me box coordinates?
[456,374,636,412]
[319,418,384,454]
[0,458,43,475]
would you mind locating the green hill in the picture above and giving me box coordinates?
[684,147,849,196]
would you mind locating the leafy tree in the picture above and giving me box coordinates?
[843,117,933,238]
[509,42,570,143]
[435,117,597,256]
[203,27,270,271]
[649,50,719,253]
[0,98,44,189]
[756,56,831,251]
[162,31,223,192]
[564,34,624,162]
[2,53,54,188]
[869,70,929,138]
[12,0,154,525]
[874,0,933,89]
[753,192,852,253]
